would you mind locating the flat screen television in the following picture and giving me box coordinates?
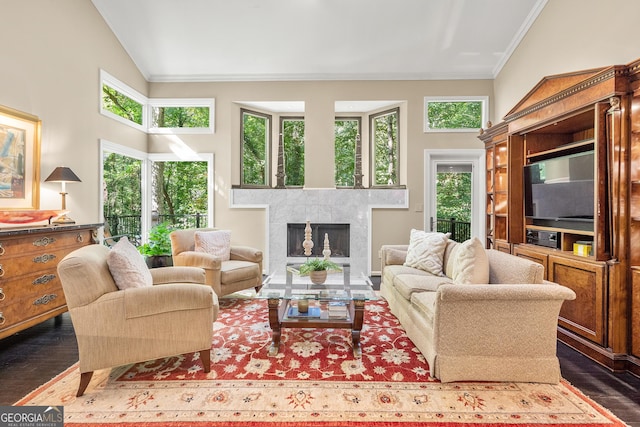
[523,150,594,229]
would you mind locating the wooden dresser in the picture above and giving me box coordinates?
[0,223,102,339]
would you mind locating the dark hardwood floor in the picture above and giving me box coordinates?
[1,312,639,425]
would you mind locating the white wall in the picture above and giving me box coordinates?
[494,0,640,120]
[0,0,147,225]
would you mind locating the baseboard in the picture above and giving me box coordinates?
[558,327,628,372]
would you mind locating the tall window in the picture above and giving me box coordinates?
[281,117,305,186]
[334,117,361,187]
[370,108,399,186]
[150,160,209,228]
[424,96,488,132]
[102,150,143,242]
[241,109,271,187]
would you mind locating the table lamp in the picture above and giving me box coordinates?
[45,166,82,224]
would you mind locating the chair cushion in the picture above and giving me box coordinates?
[107,236,153,289]
[221,260,260,284]
[450,237,490,284]
[404,229,448,275]
[410,291,438,325]
[195,230,231,261]
[393,274,453,300]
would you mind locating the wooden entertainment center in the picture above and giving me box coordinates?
[480,57,640,377]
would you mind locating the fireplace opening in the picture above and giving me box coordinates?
[287,223,350,258]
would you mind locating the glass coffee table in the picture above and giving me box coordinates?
[257,263,377,358]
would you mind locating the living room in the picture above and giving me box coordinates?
[1,0,640,425]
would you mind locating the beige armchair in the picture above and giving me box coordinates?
[170,228,263,297]
[57,244,218,396]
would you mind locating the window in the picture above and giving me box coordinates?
[100,70,146,130]
[424,96,488,132]
[149,159,210,228]
[241,109,271,187]
[370,108,399,186]
[280,117,305,186]
[100,140,215,247]
[148,99,214,134]
[100,70,214,134]
[334,117,361,187]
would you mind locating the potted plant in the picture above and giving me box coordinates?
[138,222,173,268]
[299,258,342,284]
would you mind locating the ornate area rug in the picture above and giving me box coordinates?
[16,297,627,427]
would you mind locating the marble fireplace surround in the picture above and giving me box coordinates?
[230,188,408,275]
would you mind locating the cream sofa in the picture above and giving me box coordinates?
[380,237,576,384]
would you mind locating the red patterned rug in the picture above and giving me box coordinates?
[16,297,627,427]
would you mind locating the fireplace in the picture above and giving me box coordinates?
[287,223,350,257]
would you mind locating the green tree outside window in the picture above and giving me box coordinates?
[335,118,360,187]
[282,118,305,186]
[371,108,399,186]
[151,106,210,128]
[426,100,483,130]
[102,84,143,125]
[242,109,271,186]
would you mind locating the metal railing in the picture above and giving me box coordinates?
[104,213,207,245]
[433,217,471,242]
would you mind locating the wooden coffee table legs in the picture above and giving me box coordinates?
[265,298,366,358]
[351,299,366,358]
[267,298,282,356]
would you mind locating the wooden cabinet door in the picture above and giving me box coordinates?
[548,255,606,345]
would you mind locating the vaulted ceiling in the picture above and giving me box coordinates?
[91,0,546,82]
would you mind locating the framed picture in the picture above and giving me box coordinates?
[0,105,41,210]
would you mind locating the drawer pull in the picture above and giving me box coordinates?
[33,236,56,247]
[33,254,56,264]
[77,233,84,243]
[0,243,4,256]
[0,264,3,277]
[33,274,56,285]
[33,293,57,306]
[0,312,4,325]
[0,288,4,301]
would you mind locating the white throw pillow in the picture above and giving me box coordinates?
[403,229,448,276]
[194,230,231,261]
[107,236,153,289]
[451,237,490,284]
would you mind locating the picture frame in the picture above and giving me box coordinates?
[0,105,41,210]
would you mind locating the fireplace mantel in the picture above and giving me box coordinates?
[230,188,408,275]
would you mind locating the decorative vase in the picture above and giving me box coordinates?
[297,299,309,313]
[309,270,327,285]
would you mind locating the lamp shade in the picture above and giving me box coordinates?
[45,167,82,183]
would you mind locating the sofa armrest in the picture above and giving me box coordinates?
[437,283,576,302]
[380,244,408,274]
[230,245,263,263]
[431,282,576,382]
[150,266,206,285]
[173,251,222,271]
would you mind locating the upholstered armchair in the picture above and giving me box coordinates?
[57,244,218,397]
[170,228,263,297]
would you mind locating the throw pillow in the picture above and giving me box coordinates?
[107,236,153,290]
[195,230,231,261]
[450,237,490,284]
[403,229,448,276]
